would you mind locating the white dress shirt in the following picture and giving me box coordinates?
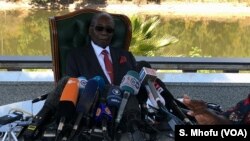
[91,41,113,84]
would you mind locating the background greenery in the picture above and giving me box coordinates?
[1,0,250,57]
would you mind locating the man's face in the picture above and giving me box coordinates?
[89,15,114,48]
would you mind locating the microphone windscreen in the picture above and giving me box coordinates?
[154,78,174,104]
[58,77,79,118]
[107,86,122,108]
[78,76,88,90]
[135,61,153,105]
[136,60,152,72]
[59,78,79,104]
[44,76,70,110]
[123,95,141,122]
[136,84,148,105]
[120,70,141,95]
[92,76,105,91]
[76,79,99,114]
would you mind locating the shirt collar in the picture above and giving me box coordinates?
[91,41,111,56]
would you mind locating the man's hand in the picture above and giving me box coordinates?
[183,95,231,125]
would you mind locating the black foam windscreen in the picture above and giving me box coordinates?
[44,76,70,111]
[135,61,152,105]
[123,95,141,123]
[135,60,152,72]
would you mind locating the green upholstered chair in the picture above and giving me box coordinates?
[49,8,132,84]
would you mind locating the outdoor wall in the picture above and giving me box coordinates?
[1,81,250,111]
[0,72,250,111]
[0,82,54,106]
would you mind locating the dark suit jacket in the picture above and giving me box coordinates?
[65,43,136,85]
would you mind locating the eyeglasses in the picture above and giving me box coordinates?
[94,26,114,34]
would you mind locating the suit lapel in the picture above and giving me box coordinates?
[110,48,119,84]
[84,44,111,83]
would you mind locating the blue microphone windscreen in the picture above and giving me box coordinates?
[92,76,105,91]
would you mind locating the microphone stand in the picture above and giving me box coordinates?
[102,119,112,141]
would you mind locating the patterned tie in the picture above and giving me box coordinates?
[101,50,114,84]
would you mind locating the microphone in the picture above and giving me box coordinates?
[154,78,194,125]
[139,66,165,108]
[137,61,185,131]
[22,76,70,140]
[137,61,194,125]
[115,70,141,127]
[68,78,102,139]
[106,85,122,139]
[55,77,80,139]
[106,85,122,116]
[43,76,71,111]
[78,76,88,93]
[122,91,145,141]
[31,76,77,104]
[32,93,48,103]
[136,61,165,108]
[95,102,112,141]
[92,76,105,91]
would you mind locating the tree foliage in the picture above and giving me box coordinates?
[129,15,178,56]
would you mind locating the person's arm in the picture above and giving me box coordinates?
[183,95,232,125]
[127,51,137,70]
[65,49,80,77]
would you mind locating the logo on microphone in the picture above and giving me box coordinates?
[79,79,88,87]
[154,82,164,93]
[112,88,121,96]
[121,75,140,90]
[131,77,140,90]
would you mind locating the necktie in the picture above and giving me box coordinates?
[101,50,114,84]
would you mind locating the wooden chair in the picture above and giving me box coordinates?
[49,8,132,83]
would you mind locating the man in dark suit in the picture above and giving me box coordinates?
[64,12,144,140]
[42,12,137,111]
[65,12,136,85]
[23,12,140,140]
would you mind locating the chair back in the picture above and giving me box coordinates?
[49,8,132,83]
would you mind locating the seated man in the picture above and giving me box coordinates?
[64,11,144,140]
[23,11,143,141]
[65,12,136,85]
[183,94,250,124]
